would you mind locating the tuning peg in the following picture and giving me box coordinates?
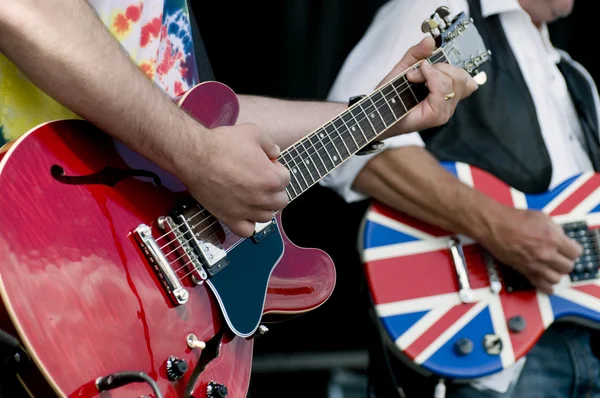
[421,18,441,37]
[473,71,487,86]
[435,6,452,24]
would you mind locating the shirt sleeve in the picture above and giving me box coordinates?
[318,0,468,203]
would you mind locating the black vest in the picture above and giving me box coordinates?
[419,0,600,193]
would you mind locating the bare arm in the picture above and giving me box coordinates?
[355,146,583,293]
[0,0,202,176]
[237,95,345,149]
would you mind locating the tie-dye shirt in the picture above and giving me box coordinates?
[0,0,199,146]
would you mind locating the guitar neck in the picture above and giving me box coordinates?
[279,48,449,201]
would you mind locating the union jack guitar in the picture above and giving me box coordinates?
[360,161,600,380]
[0,8,489,398]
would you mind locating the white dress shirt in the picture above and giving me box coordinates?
[320,0,599,203]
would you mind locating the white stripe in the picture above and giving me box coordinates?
[510,188,528,209]
[537,292,554,328]
[363,234,474,262]
[570,187,600,215]
[414,301,488,365]
[396,305,452,350]
[366,211,434,240]
[375,292,463,317]
[555,288,600,312]
[488,295,515,368]
[542,173,593,214]
[456,163,474,187]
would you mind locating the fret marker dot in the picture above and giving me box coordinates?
[370,113,375,118]
[320,133,325,138]
[352,126,356,132]
[305,160,310,165]
[293,169,298,174]
[391,98,396,104]
[333,156,338,161]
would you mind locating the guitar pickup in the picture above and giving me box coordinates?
[167,203,229,280]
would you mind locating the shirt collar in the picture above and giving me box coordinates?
[480,0,523,17]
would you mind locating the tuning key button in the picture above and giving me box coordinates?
[421,19,440,36]
[435,6,452,25]
[454,338,473,356]
[207,381,229,398]
[166,356,188,381]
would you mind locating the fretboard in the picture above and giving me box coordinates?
[279,49,449,201]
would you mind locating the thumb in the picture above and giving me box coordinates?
[396,36,436,71]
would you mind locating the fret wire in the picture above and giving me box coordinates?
[369,95,388,128]
[341,113,367,146]
[390,82,408,113]
[348,110,370,145]
[327,123,352,157]
[319,127,343,164]
[373,90,396,127]
[306,133,331,173]
[334,118,360,151]
[360,101,385,135]
[381,86,401,119]
[298,140,322,179]
[402,75,419,104]
[290,146,312,187]
[312,131,336,170]
[359,103,379,137]
[282,152,304,194]
[280,158,299,198]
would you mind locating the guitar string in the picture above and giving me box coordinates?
[155,51,448,251]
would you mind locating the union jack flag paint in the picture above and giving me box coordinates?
[360,162,600,379]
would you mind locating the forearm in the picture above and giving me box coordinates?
[238,95,345,150]
[354,146,504,240]
[0,0,202,175]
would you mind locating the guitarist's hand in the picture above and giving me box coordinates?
[177,123,291,238]
[376,36,479,138]
[481,208,583,294]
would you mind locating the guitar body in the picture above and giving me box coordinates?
[0,81,336,397]
[360,161,600,379]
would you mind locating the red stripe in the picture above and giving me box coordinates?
[499,291,545,361]
[371,201,450,237]
[572,284,600,298]
[365,250,460,304]
[550,175,600,216]
[404,303,475,360]
[365,246,491,305]
[470,166,514,207]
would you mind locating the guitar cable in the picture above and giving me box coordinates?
[96,371,163,398]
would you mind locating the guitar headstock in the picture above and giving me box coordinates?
[422,6,491,85]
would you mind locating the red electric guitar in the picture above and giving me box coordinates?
[0,8,489,398]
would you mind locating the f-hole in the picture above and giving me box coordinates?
[51,165,162,187]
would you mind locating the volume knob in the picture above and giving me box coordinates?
[207,381,228,398]
[166,356,188,381]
